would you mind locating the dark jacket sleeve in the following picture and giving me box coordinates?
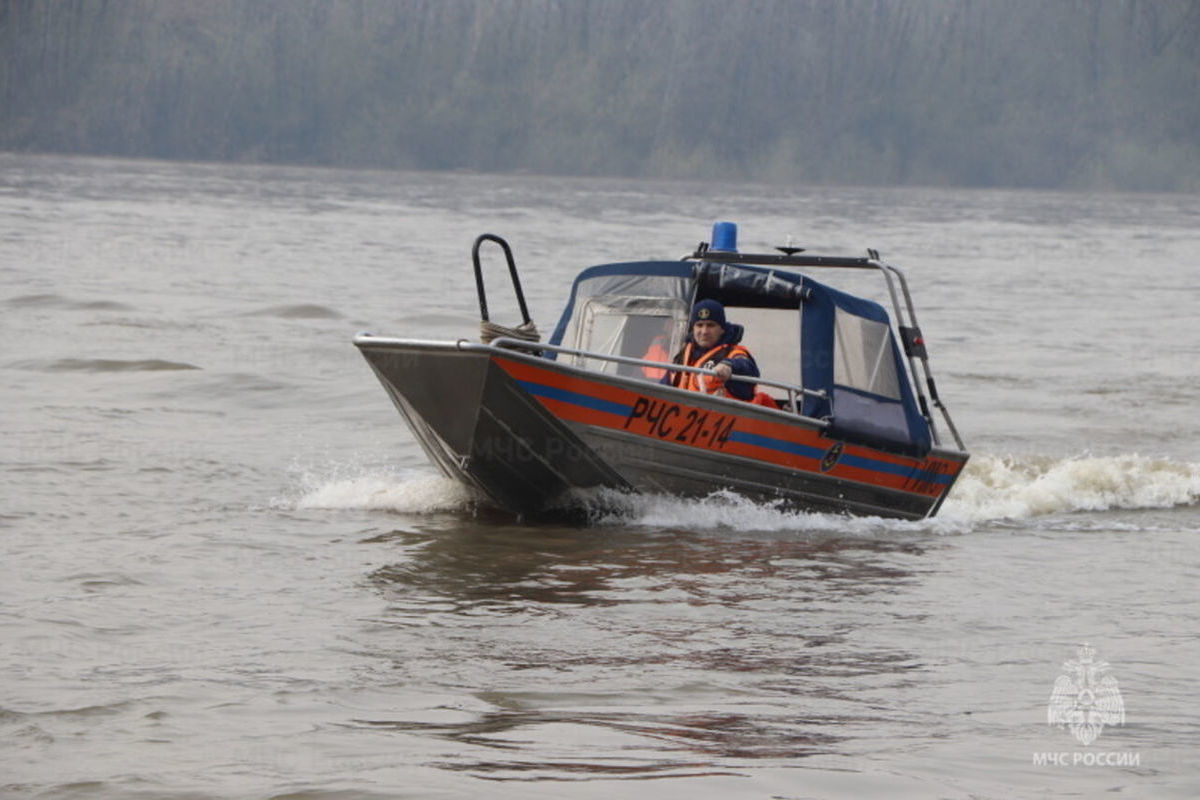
[722,352,759,400]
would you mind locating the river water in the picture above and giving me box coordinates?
[2,154,1198,798]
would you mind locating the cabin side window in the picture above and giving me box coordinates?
[832,307,901,399]
[738,307,801,397]
[569,296,688,379]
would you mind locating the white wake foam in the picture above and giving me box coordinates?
[577,488,946,534]
[282,453,1200,529]
[940,453,1200,523]
[581,453,1200,533]
[281,463,476,514]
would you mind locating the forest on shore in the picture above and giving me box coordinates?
[2,0,1198,191]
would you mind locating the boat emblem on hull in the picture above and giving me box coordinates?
[820,442,844,472]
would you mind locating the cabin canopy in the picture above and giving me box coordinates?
[547,259,931,456]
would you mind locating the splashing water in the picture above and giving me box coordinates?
[284,452,1200,530]
[280,462,478,514]
[942,452,1200,522]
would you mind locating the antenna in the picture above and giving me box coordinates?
[776,235,805,256]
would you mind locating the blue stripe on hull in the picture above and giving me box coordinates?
[726,430,826,461]
[513,376,953,487]
[516,379,631,417]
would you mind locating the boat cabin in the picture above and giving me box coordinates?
[546,243,938,458]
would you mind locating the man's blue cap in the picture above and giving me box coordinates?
[690,299,727,328]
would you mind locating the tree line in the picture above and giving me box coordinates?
[2,0,1198,191]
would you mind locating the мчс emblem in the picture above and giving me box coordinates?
[1048,644,1125,745]
[820,441,844,472]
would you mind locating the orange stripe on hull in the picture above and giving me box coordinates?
[494,357,962,500]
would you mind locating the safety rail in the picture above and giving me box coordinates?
[472,234,531,325]
[488,336,828,418]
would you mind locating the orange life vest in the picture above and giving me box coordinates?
[670,342,754,396]
[640,337,671,379]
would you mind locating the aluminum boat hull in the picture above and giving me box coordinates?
[355,335,967,520]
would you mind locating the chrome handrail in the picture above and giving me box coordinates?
[488,336,826,415]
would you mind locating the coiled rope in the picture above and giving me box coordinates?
[479,319,541,345]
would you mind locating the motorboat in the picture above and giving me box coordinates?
[354,223,968,520]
